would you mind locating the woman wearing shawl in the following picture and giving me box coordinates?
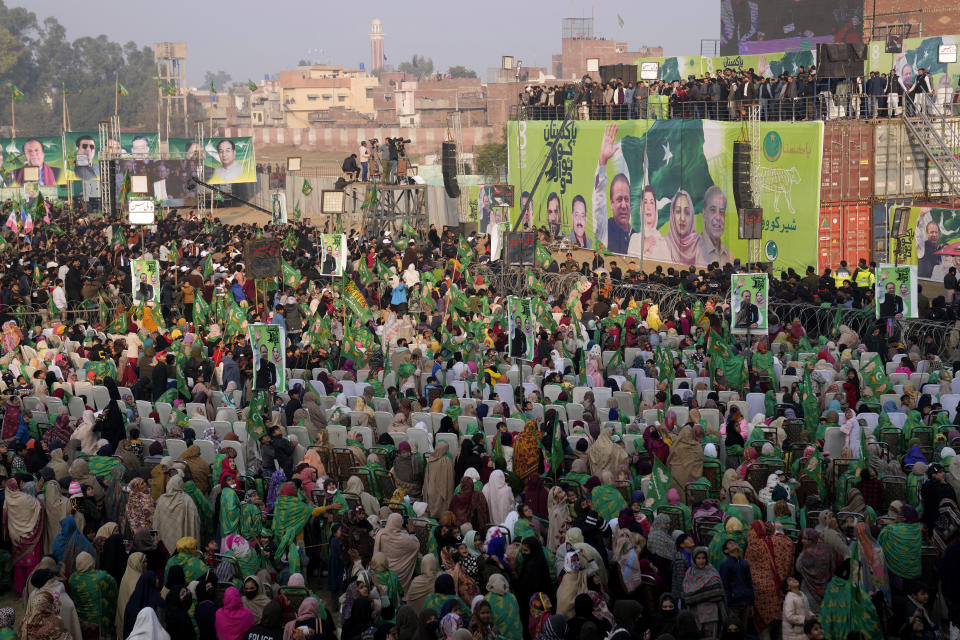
[423,441,455,518]
[535,615,566,640]
[152,475,201,553]
[546,486,571,553]
[372,512,420,594]
[19,589,70,640]
[796,529,835,613]
[745,521,794,633]
[164,536,207,584]
[665,190,703,265]
[406,553,440,612]
[591,470,627,521]
[51,515,96,578]
[681,547,725,636]
[448,476,491,530]
[69,458,105,508]
[647,512,675,575]
[241,574,272,622]
[667,425,704,498]
[555,551,589,619]
[344,475,380,517]
[819,566,884,640]
[177,445,212,495]
[422,574,470,625]
[514,536,553,626]
[123,571,163,638]
[613,528,645,595]
[643,424,670,463]
[3,478,44,595]
[216,587,256,640]
[97,523,127,586]
[482,470,515,526]
[587,427,628,477]
[124,478,155,538]
[877,514,923,582]
[116,552,146,637]
[484,574,521,640]
[512,421,542,480]
[39,479,72,554]
[68,551,118,638]
[454,440,483,484]
[851,522,890,604]
[218,482,241,539]
[528,593,553,640]
[369,551,401,616]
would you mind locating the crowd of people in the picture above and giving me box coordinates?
[517,65,946,122]
[0,204,958,640]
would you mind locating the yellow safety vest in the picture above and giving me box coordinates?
[854,269,874,289]
[833,269,851,288]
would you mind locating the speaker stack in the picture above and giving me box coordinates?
[732,141,754,210]
[442,141,460,198]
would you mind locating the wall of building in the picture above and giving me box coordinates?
[554,38,663,80]
[870,0,960,37]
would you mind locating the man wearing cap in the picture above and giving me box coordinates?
[920,462,956,529]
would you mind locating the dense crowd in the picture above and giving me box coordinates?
[0,205,958,640]
[518,65,946,122]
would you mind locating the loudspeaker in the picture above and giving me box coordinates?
[442,141,460,199]
[816,43,867,78]
[732,141,754,210]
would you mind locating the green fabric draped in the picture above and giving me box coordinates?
[591,485,627,521]
[240,502,263,541]
[165,552,208,584]
[877,522,922,579]
[87,455,120,478]
[485,591,522,640]
[183,480,215,543]
[819,546,883,640]
[219,487,241,538]
[69,568,117,632]
[373,568,401,620]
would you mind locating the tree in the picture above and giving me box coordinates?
[398,54,434,79]
[475,141,507,180]
[447,65,477,79]
[203,70,232,92]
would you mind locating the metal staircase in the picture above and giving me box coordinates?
[900,97,960,199]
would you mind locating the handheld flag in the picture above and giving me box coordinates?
[617,14,624,27]
[11,85,24,101]
[301,179,313,196]
[5,209,18,233]
[647,456,674,508]
[535,242,552,268]
[361,182,378,210]
[247,80,258,92]
[118,170,132,203]
[33,263,42,286]
[281,259,301,288]
[20,205,32,234]
[202,253,214,279]
[111,226,126,248]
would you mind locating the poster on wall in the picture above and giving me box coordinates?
[507,119,823,274]
[320,233,347,276]
[866,35,960,110]
[875,264,917,319]
[885,206,960,281]
[249,323,286,391]
[507,296,535,361]
[730,273,768,333]
[131,259,161,304]
[0,137,67,186]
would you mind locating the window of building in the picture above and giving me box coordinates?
[338,95,346,102]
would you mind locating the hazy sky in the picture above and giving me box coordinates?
[23,0,719,85]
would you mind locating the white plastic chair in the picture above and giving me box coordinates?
[196,440,217,464]
[220,441,246,474]
[166,438,188,459]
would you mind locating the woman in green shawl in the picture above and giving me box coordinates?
[164,536,208,583]
[707,518,747,569]
[370,552,401,621]
[819,560,884,640]
[239,490,264,542]
[182,479,215,543]
[69,551,118,637]
[902,410,924,443]
[272,482,323,574]
[591,471,627,521]
[485,573,521,640]
[222,533,267,582]
[219,485,241,538]
[877,518,923,580]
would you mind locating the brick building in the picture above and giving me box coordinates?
[867,0,960,39]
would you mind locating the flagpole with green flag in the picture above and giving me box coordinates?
[115,72,119,116]
[10,85,24,137]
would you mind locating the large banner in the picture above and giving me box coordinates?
[719,0,863,56]
[866,35,960,107]
[131,259,161,304]
[250,323,286,391]
[730,273,768,333]
[168,137,255,184]
[884,206,960,281]
[112,159,198,206]
[507,296,535,362]
[319,234,347,276]
[876,264,917,319]
[632,50,816,83]
[508,119,823,273]
[0,137,67,186]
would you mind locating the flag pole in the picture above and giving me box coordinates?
[10,94,15,138]
[115,72,119,117]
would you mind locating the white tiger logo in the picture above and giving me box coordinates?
[755,166,801,213]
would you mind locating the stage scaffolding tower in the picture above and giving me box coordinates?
[154,42,188,145]
[98,115,120,217]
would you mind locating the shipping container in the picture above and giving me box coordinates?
[818,203,873,273]
[872,197,917,264]
[820,121,874,202]
[874,120,928,197]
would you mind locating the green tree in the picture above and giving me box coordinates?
[398,54,434,79]
[447,65,477,79]
[203,70,232,92]
[475,141,507,180]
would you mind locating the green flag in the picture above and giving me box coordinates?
[375,260,393,281]
[292,201,302,222]
[621,120,715,233]
[859,354,892,399]
[648,456,675,509]
[525,272,547,296]
[301,179,313,196]
[342,280,372,323]
[449,284,471,313]
[168,242,181,265]
[247,79,258,92]
[357,258,373,284]
[111,226,126,249]
[11,85,24,101]
[832,306,842,337]
[209,81,216,94]
[401,220,417,238]
[202,253,214,279]
[361,182,378,210]
[193,293,209,324]
[535,242,552,268]
[118,83,129,97]
[45,223,64,235]
[0,236,10,253]
[118,170,132,203]
[457,237,473,266]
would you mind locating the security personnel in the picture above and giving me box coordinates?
[852,258,876,292]
[833,260,852,289]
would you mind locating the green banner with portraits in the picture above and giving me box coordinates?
[249,323,286,392]
[169,137,256,184]
[319,234,347,276]
[508,119,822,273]
[875,264,917,319]
[131,259,161,304]
[507,296,535,362]
[730,273,769,333]
[884,205,960,281]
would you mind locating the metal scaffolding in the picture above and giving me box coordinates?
[154,42,188,144]
[98,115,120,217]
